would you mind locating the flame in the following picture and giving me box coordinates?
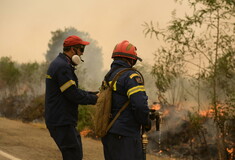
[157,150,163,154]
[199,104,228,117]
[163,109,170,116]
[80,129,92,136]
[227,148,233,154]
[199,109,214,117]
[227,147,234,159]
[151,103,161,111]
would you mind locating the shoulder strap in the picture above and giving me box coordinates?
[104,67,121,84]
[105,67,144,134]
[110,68,139,89]
[105,100,130,134]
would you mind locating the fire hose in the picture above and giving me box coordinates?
[142,109,162,160]
[142,128,148,160]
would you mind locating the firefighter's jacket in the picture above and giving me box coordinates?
[45,53,98,127]
[108,59,150,137]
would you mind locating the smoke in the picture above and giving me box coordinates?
[79,39,106,91]
[43,27,106,91]
[135,62,158,105]
[0,0,189,69]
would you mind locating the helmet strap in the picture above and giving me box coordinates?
[125,58,136,67]
[129,59,137,66]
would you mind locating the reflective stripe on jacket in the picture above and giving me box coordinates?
[45,53,97,127]
[108,60,149,137]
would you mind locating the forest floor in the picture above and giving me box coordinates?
[0,117,173,160]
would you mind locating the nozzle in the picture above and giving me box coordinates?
[142,133,148,153]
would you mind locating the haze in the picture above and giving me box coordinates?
[0,0,186,69]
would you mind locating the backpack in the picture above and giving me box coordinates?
[94,68,139,137]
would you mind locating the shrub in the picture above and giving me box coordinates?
[20,95,45,122]
[77,105,96,132]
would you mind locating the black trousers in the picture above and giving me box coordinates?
[101,133,144,160]
[47,125,83,160]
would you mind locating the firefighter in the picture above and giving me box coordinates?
[101,40,151,160]
[45,35,98,160]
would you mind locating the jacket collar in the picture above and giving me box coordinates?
[59,53,76,69]
[111,59,132,69]
[59,53,71,62]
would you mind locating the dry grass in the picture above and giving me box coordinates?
[0,117,174,160]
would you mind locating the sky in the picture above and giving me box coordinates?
[0,0,187,70]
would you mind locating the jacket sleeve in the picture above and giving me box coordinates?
[125,71,150,126]
[55,67,98,105]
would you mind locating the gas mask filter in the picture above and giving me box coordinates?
[72,55,81,65]
[71,47,85,65]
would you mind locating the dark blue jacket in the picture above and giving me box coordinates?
[45,53,98,127]
[108,60,150,137]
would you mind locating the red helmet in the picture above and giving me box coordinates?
[112,40,142,61]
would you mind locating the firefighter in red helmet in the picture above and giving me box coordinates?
[101,40,151,160]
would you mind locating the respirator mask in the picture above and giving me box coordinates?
[71,46,85,65]
[72,55,81,65]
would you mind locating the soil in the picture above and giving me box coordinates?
[0,117,171,160]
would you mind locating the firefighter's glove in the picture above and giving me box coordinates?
[149,114,156,120]
[149,109,156,120]
[144,119,152,132]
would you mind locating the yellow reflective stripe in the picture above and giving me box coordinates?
[109,81,117,91]
[60,80,76,92]
[127,86,145,95]
[46,74,52,79]
[129,73,139,79]
[127,85,145,97]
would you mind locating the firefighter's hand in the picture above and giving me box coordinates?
[149,113,156,120]
[149,109,157,120]
[96,92,100,97]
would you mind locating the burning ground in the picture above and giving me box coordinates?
[146,103,235,160]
